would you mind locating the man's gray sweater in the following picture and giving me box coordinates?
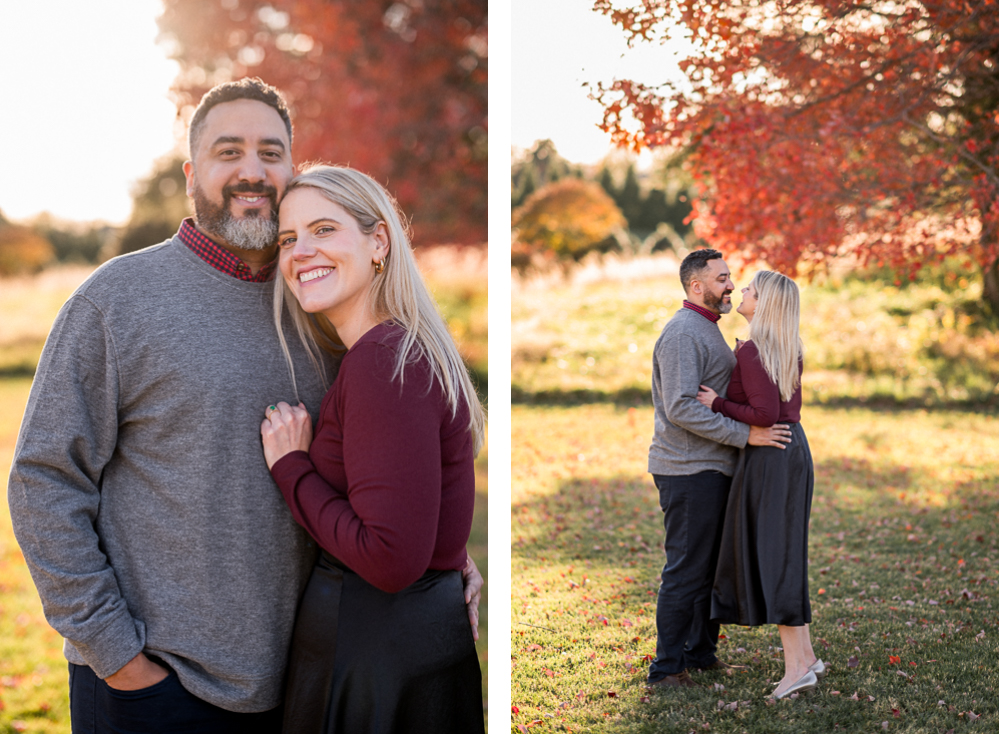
[648,307,750,476]
[7,238,330,712]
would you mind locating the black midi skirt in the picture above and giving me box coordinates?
[711,422,814,627]
[281,552,485,734]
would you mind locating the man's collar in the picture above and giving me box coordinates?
[177,218,278,281]
[682,300,721,323]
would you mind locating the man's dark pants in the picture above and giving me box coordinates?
[69,662,283,734]
[648,470,731,683]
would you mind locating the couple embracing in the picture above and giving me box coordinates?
[648,249,827,699]
[9,79,485,732]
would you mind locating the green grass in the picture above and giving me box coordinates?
[1,378,70,733]
[512,257,998,409]
[510,403,998,733]
[0,256,489,732]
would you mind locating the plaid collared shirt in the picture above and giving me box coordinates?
[177,218,277,282]
[682,299,722,323]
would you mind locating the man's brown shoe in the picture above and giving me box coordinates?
[647,670,700,689]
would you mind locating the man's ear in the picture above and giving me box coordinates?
[182,160,195,198]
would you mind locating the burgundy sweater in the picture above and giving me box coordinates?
[711,340,802,426]
[270,323,475,593]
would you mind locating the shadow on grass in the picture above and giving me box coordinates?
[512,384,998,414]
[511,466,998,733]
[0,364,36,378]
[513,461,996,567]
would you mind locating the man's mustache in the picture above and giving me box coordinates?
[225,183,277,197]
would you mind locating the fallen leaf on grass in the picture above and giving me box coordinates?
[607,691,616,698]
[967,712,980,721]
[881,722,888,730]
[512,706,520,714]
[892,708,901,717]
[847,656,860,668]
[849,692,859,701]
[888,655,901,664]
[639,695,650,703]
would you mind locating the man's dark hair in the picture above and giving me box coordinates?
[679,248,724,294]
[188,77,293,156]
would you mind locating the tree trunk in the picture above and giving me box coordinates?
[982,253,998,318]
[983,244,1000,316]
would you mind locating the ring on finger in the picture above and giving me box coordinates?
[266,405,279,419]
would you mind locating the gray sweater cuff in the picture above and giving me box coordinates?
[71,612,145,679]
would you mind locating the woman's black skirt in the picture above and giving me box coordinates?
[711,422,814,627]
[281,552,485,734]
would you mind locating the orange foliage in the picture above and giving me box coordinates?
[158,0,486,245]
[592,0,998,287]
[0,226,54,276]
[512,179,626,269]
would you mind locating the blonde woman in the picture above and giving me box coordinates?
[696,271,824,699]
[259,165,485,732]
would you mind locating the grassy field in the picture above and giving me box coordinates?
[511,404,997,733]
[0,254,489,733]
[511,256,997,733]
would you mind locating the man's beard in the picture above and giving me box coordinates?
[704,289,733,314]
[192,181,279,251]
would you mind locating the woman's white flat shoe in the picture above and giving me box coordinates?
[808,659,827,679]
[772,670,818,699]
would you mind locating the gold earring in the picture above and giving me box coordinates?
[374,258,386,274]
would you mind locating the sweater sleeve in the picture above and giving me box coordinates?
[710,342,781,426]
[655,332,751,448]
[270,344,443,593]
[7,295,144,679]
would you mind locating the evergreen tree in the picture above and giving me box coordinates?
[618,164,643,230]
[597,166,617,202]
[636,187,671,234]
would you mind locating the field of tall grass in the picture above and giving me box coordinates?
[0,250,488,733]
[512,254,998,409]
[511,253,997,733]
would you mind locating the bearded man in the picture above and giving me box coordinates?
[8,78,481,734]
[646,248,790,690]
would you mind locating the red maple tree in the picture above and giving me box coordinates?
[158,0,487,245]
[592,0,998,306]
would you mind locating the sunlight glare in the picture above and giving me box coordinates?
[0,0,180,224]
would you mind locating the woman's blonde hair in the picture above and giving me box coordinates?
[272,164,485,455]
[747,270,804,402]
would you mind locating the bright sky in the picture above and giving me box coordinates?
[512,0,691,166]
[0,0,180,224]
